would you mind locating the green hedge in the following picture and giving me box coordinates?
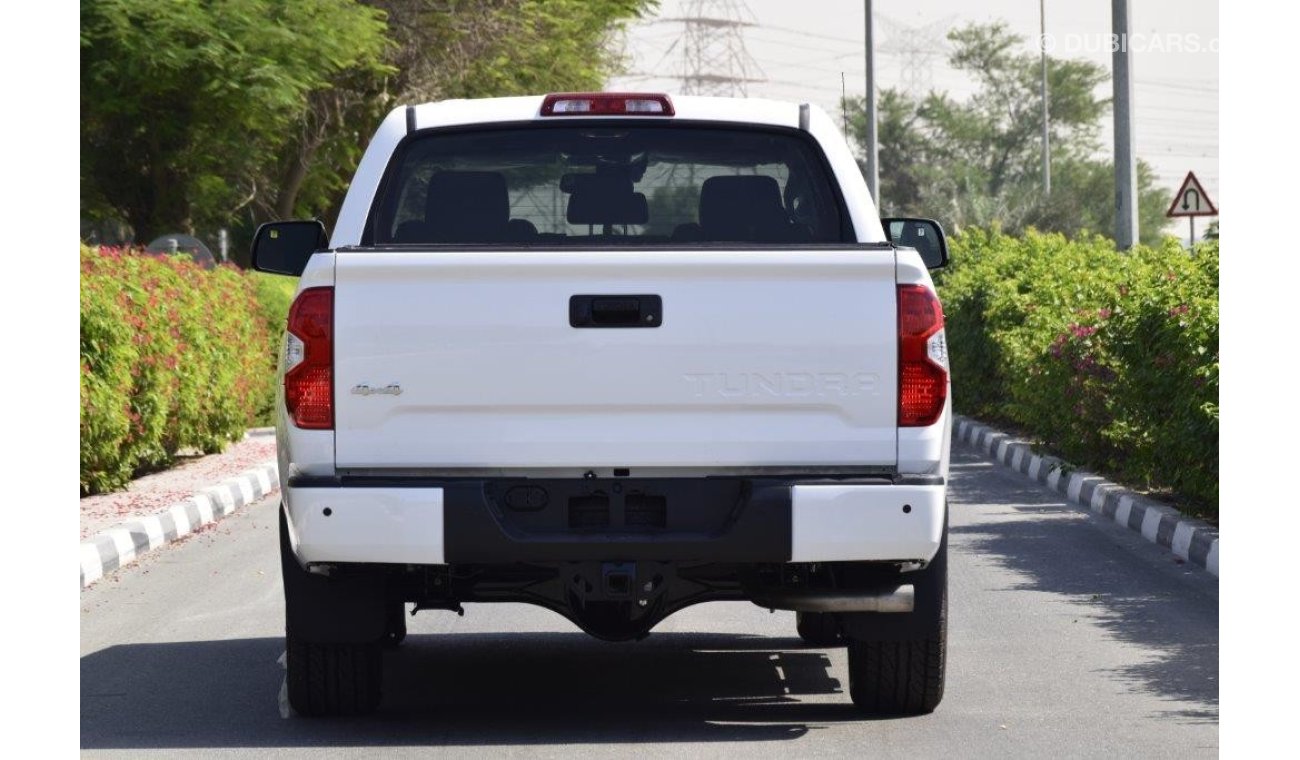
[250,272,297,424]
[937,229,1219,513]
[80,245,286,494]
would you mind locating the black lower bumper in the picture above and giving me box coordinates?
[444,477,795,563]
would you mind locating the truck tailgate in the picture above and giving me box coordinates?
[333,249,897,470]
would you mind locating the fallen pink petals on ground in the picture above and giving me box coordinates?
[80,428,277,541]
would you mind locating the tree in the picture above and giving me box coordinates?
[842,22,1170,245]
[80,0,391,242]
[283,0,656,230]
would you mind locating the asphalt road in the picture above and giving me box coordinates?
[81,447,1219,758]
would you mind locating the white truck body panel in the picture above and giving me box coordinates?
[790,484,945,562]
[332,248,899,470]
[287,487,445,565]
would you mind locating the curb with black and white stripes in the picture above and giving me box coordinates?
[954,416,1218,577]
[80,460,279,589]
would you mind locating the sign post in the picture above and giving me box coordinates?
[1165,171,1218,246]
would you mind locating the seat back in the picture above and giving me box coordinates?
[421,171,511,243]
[698,175,788,242]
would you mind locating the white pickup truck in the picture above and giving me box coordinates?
[253,92,953,718]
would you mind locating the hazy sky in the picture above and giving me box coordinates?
[608,0,1220,229]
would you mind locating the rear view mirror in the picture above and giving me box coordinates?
[251,220,328,276]
[883,218,949,270]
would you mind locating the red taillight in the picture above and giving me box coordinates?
[284,287,333,429]
[540,92,675,116]
[898,284,948,427]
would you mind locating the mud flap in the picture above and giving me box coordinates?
[280,505,388,643]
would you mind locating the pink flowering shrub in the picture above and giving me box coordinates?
[80,245,278,494]
[937,229,1219,511]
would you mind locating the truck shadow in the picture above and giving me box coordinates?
[947,449,1219,723]
[81,631,881,750]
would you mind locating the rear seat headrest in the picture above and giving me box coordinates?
[425,171,510,241]
[699,175,786,240]
[566,173,648,225]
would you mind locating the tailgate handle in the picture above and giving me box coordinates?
[570,295,662,328]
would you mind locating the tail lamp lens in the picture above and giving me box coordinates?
[284,287,333,429]
[898,284,948,427]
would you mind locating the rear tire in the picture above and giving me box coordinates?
[846,620,945,715]
[285,635,383,717]
[795,611,842,647]
[845,508,948,715]
[281,506,385,717]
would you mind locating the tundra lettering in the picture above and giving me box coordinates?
[682,372,881,398]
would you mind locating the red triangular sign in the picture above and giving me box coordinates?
[1166,171,1217,217]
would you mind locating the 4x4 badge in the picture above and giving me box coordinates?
[351,383,402,396]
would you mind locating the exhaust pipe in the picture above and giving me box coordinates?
[756,584,914,613]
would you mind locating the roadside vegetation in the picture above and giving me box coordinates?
[842,22,1170,245]
[80,246,289,494]
[937,230,1219,515]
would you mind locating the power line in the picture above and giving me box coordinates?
[754,24,862,46]
[1136,82,1218,94]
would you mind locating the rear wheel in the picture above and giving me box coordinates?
[845,611,945,714]
[795,611,842,647]
[280,506,385,716]
[285,636,383,717]
[845,510,948,715]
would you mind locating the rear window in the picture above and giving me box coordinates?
[367,124,850,246]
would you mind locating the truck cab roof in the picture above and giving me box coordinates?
[407,93,821,132]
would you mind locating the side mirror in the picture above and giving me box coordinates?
[883,217,949,270]
[250,220,329,276]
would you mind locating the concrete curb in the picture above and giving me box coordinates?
[953,416,1218,577]
[80,460,279,589]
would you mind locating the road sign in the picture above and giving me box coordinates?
[1166,171,1217,218]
